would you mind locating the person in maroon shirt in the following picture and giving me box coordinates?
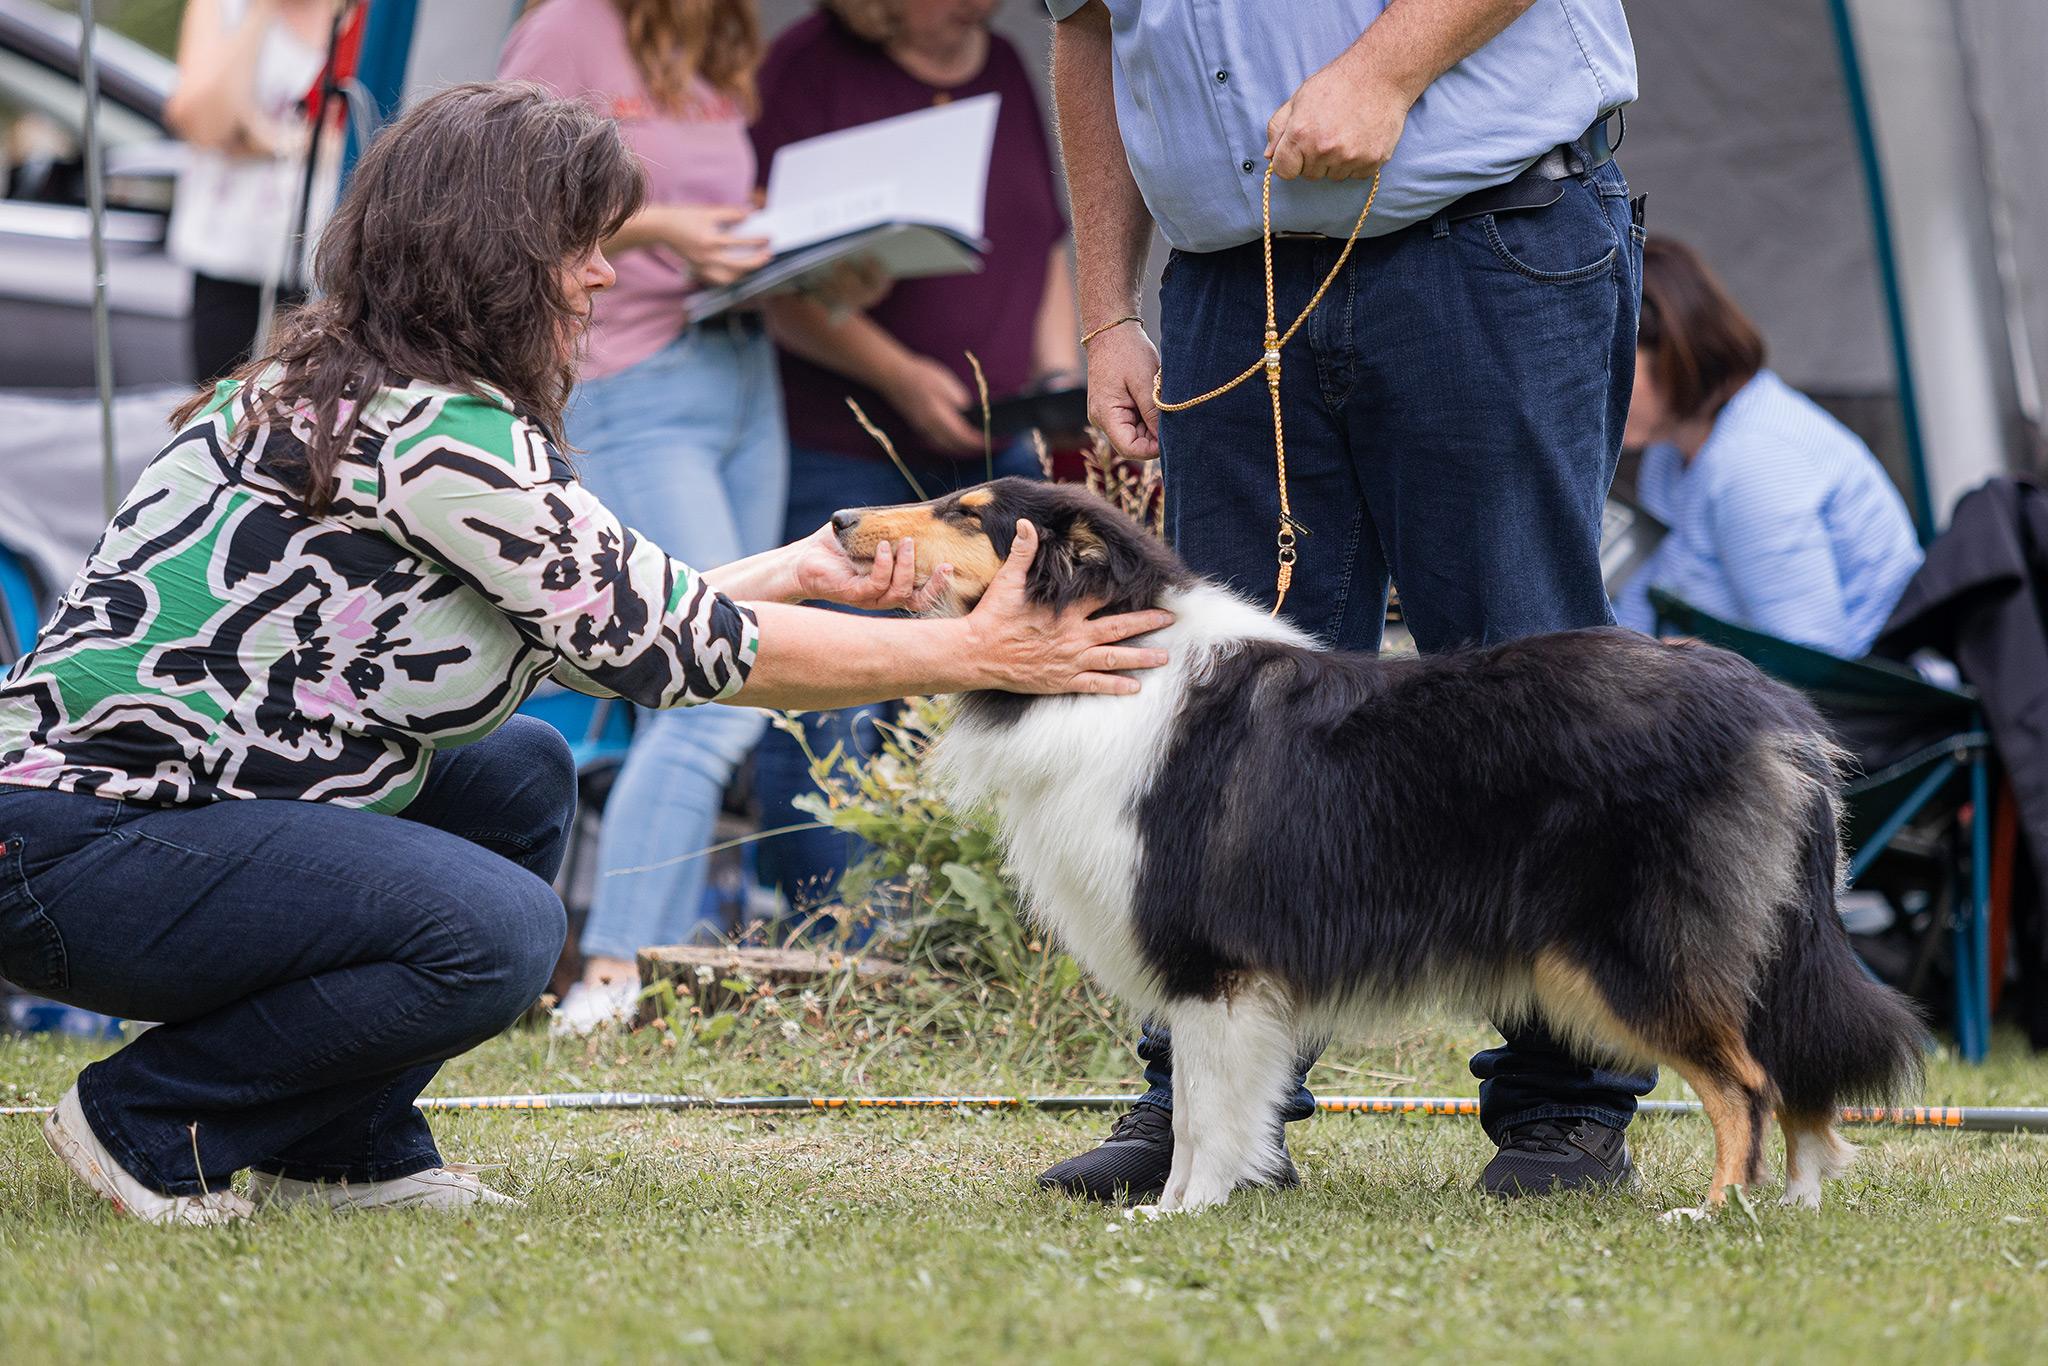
[751,0,1080,924]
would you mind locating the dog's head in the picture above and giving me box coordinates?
[831,477,1191,617]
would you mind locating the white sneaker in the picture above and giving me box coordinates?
[40,1084,253,1226]
[549,977,639,1037]
[248,1165,523,1212]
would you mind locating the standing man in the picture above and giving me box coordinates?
[1041,0,1648,1202]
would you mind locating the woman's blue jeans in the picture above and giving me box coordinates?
[752,441,1041,927]
[1141,159,1657,1141]
[0,717,574,1196]
[566,321,788,956]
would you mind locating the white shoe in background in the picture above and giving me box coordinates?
[549,977,639,1036]
[249,1165,522,1212]
[40,1085,253,1226]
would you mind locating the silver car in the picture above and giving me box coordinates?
[0,0,190,390]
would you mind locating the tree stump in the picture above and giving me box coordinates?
[635,944,910,1024]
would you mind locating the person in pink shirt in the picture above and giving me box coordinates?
[500,0,787,1033]
[748,0,1081,930]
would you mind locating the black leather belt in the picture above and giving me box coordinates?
[1272,108,1625,240]
[1438,107,1624,225]
[696,309,765,339]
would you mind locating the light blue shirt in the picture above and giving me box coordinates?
[1046,0,1636,252]
[1615,371,1926,658]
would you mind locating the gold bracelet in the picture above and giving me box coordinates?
[1079,314,1143,348]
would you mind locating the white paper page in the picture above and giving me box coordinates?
[742,184,899,256]
[752,93,1000,254]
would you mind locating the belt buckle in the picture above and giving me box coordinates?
[1582,107,1624,170]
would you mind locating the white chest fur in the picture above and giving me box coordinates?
[930,586,1313,1011]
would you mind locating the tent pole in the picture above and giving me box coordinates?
[1827,0,1938,543]
[259,3,351,357]
[74,0,118,519]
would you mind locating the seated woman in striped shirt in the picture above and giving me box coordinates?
[0,84,1169,1226]
[1615,239,1922,657]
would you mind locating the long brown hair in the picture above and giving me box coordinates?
[172,82,644,514]
[608,0,761,116]
[1638,238,1767,421]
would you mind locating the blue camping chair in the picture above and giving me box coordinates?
[517,683,635,774]
[1650,589,1995,1061]
[517,685,636,938]
[0,540,43,666]
[0,541,135,1038]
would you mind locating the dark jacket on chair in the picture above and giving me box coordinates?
[1876,476,2048,1046]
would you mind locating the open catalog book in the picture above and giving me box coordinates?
[686,93,1002,321]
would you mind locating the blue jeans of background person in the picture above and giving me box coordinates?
[0,717,573,1195]
[1141,158,1654,1141]
[752,441,1042,930]
[566,320,788,957]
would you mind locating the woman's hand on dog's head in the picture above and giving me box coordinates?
[964,519,1173,696]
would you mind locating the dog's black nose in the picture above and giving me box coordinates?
[830,509,861,533]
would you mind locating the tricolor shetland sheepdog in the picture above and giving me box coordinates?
[832,478,1923,1215]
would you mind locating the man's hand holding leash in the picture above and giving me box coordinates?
[1265,0,1533,181]
[1264,47,1411,184]
[1083,322,1162,462]
[1067,0,1539,462]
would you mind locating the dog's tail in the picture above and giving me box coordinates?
[1745,759,1924,1116]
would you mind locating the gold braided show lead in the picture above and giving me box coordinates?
[1152,164,1379,614]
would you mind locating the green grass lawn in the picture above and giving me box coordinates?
[3,1006,2045,1365]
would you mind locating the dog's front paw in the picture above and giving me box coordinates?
[1171,1177,1236,1213]
[1659,1205,1715,1225]
[1779,1184,1822,1211]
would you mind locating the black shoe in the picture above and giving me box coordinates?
[1036,1104,1302,1204]
[1479,1117,1636,1198]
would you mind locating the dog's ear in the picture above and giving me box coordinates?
[1020,515,1090,610]
[1071,516,1110,565]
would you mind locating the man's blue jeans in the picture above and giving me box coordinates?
[0,717,573,1195]
[1139,158,1655,1142]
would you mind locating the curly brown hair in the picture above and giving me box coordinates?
[609,0,760,116]
[172,82,645,515]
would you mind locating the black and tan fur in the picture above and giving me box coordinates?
[835,478,1924,1213]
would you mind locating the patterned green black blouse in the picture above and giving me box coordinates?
[0,377,759,812]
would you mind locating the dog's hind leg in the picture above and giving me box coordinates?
[1530,953,1772,1219]
[1664,1038,1773,1215]
[1779,1110,1857,1210]
[1152,976,1297,1213]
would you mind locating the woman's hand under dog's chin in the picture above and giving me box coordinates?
[959,519,1174,696]
[702,525,954,612]
[786,523,958,613]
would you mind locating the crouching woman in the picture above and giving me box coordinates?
[0,83,1168,1225]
